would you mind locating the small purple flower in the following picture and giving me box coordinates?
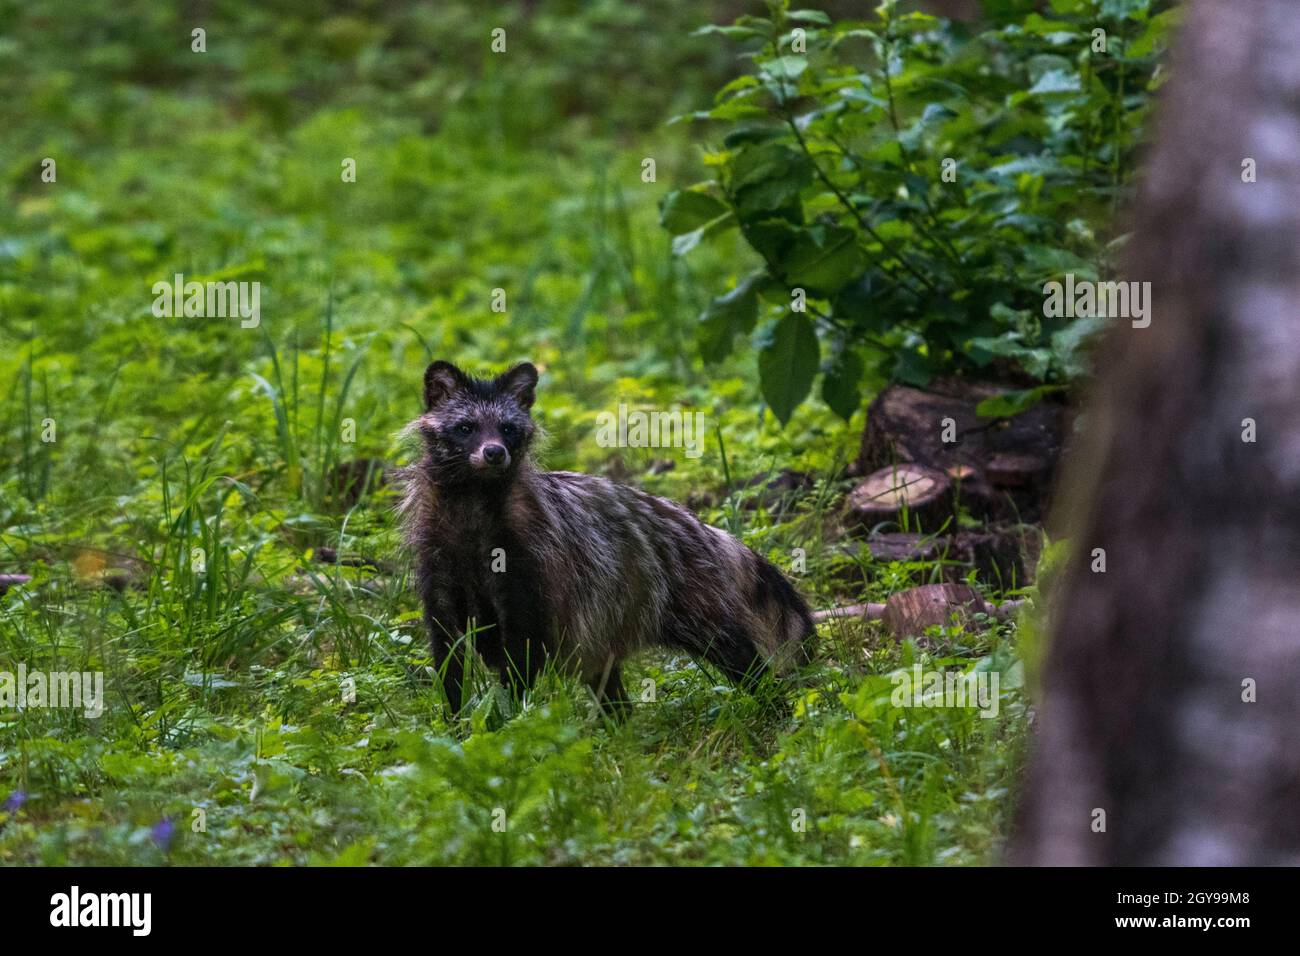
[3,791,25,813]
[151,817,175,851]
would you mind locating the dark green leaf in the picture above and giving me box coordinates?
[669,210,736,256]
[742,217,802,263]
[893,347,932,387]
[730,142,812,190]
[723,125,786,148]
[821,348,863,420]
[698,272,763,363]
[975,385,1065,419]
[757,312,820,424]
[782,225,865,295]
[659,189,729,234]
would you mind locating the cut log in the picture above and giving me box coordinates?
[836,524,1041,587]
[880,583,987,638]
[849,380,1064,521]
[864,532,941,563]
[985,452,1048,488]
[826,533,943,592]
[846,465,951,530]
[950,527,1039,588]
[812,594,1025,626]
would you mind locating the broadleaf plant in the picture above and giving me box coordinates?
[663,0,1176,423]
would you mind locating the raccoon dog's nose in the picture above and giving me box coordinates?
[482,443,508,465]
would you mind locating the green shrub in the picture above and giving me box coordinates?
[662,0,1177,422]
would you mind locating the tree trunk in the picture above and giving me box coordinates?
[1013,0,1300,865]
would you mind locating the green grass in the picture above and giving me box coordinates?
[0,0,1030,865]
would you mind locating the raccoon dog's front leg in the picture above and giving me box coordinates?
[492,556,550,700]
[423,587,467,716]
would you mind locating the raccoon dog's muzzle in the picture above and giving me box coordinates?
[470,442,510,472]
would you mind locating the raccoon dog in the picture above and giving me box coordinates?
[400,360,814,715]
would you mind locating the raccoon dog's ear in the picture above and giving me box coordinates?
[424,361,469,410]
[496,362,539,410]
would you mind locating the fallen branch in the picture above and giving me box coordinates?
[813,588,1027,633]
[812,602,886,623]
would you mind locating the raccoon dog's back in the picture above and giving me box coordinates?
[514,469,814,686]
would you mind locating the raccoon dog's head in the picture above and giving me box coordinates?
[417,360,538,484]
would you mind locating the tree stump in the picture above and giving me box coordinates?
[845,465,952,530]
[864,532,941,563]
[950,526,1041,588]
[985,452,1049,489]
[848,380,1064,522]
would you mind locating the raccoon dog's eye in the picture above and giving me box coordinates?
[500,422,517,438]
[455,422,474,436]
